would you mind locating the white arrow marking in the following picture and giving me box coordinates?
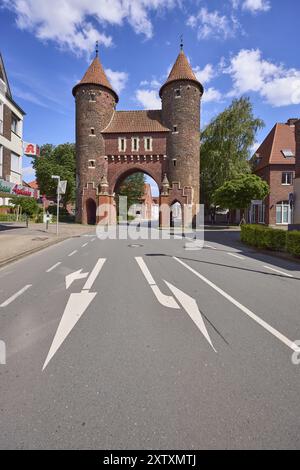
[135,257,179,309]
[65,269,89,289]
[165,281,217,353]
[83,258,106,290]
[42,291,97,370]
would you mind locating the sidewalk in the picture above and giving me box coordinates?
[0,222,96,267]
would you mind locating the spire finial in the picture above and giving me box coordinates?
[95,40,99,58]
[180,34,183,51]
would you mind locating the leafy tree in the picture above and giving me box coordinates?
[201,97,264,208]
[117,173,145,212]
[33,143,75,207]
[213,174,269,211]
[9,196,39,216]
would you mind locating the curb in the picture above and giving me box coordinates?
[0,236,69,269]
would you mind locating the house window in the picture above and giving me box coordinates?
[88,160,96,168]
[282,172,293,185]
[276,201,290,225]
[0,145,3,178]
[0,101,3,134]
[282,149,295,158]
[175,89,181,98]
[118,138,126,152]
[132,137,139,152]
[11,152,21,176]
[173,125,178,133]
[11,114,20,135]
[144,137,152,152]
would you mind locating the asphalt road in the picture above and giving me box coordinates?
[1,225,300,450]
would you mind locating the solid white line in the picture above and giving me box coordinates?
[227,253,245,260]
[83,258,106,290]
[46,262,61,273]
[263,266,293,278]
[82,243,88,248]
[135,257,179,309]
[173,257,299,352]
[0,285,32,308]
[68,250,78,257]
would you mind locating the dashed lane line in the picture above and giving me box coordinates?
[82,243,89,248]
[46,262,61,273]
[68,250,78,257]
[173,257,299,353]
[227,253,245,260]
[0,285,32,308]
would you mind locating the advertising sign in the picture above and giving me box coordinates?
[23,142,40,157]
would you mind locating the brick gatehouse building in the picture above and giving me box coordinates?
[72,45,203,226]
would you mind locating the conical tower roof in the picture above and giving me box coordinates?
[72,55,118,102]
[159,49,203,97]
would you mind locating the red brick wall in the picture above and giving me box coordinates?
[103,132,167,156]
[3,104,11,141]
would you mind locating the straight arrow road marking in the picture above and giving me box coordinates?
[135,257,180,309]
[174,257,299,352]
[165,281,217,352]
[0,285,32,308]
[43,258,106,370]
[65,269,89,289]
[46,262,61,273]
[263,266,293,278]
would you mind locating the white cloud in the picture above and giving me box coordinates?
[202,87,222,103]
[12,86,49,108]
[226,49,300,106]
[187,7,239,40]
[193,64,215,84]
[136,89,161,109]
[242,0,271,13]
[105,69,128,94]
[2,0,180,56]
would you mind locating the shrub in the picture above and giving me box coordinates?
[286,231,300,257]
[241,224,286,251]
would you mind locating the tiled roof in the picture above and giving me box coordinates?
[252,122,296,171]
[27,180,39,190]
[102,110,170,133]
[72,56,118,101]
[160,50,203,97]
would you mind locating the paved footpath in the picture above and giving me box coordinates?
[0,226,300,449]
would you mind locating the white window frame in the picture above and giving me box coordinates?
[175,88,181,99]
[88,160,96,169]
[144,137,153,152]
[0,101,3,135]
[0,145,3,178]
[282,171,293,185]
[118,137,126,152]
[11,152,21,176]
[172,125,178,134]
[131,137,140,152]
[11,114,20,136]
[276,201,290,225]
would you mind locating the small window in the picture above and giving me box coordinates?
[11,114,20,135]
[282,172,293,185]
[175,89,181,98]
[88,160,96,168]
[132,137,139,152]
[144,137,152,152]
[0,101,3,134]
[0,145,3,178]
[119,138,126,152]
[173,125,178,133]
[173,159,177,167]
[90,128,95,136]
[90,93,96,102]
[282,149,295,158]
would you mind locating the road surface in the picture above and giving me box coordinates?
[0,225,300,449]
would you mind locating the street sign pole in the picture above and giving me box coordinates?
[52,175,61,236]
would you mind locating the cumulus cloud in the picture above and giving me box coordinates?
[231,0,271,12]
[202,87,222,103]
[105,69,128,94]
[226,49,300,106]
[187,7,240,40]
[193,64,215,84]
[2,0,180,56]
[136,89,161,109]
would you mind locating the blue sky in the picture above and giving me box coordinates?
[0,0,300,190]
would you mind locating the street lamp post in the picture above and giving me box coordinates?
[51,175,60,236]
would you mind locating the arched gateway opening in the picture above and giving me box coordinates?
[86,198,97,225]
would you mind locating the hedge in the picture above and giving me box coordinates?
[241,225,287,252]
[286,231,300,257]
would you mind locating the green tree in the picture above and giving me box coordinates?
[117,173,145,212]
[9,196,39,217]
[201,97,264,208]
[33,143,75,207]
[213,174,269,211]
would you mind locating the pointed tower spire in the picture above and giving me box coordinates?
[72,50,119,102]
[159,48,203,98]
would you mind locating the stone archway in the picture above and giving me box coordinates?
[86,198,97,225]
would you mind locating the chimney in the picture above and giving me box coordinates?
[286,118,299,127]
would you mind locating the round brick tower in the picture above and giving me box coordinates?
[72,52,118,224]
[160,48,203,207]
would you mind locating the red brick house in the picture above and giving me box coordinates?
[251,119,297,226]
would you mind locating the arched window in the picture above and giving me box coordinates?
[276,201,290,225]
